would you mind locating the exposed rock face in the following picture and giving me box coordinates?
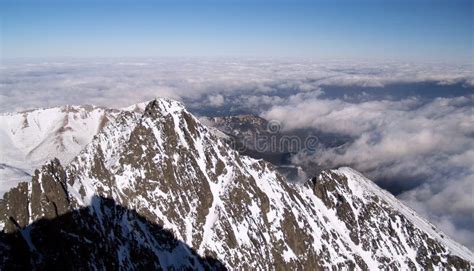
[305,169,473,269]
[0,98,472,269]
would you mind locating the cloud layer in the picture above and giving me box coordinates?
[1,58,473,249]
[1,58,473,112]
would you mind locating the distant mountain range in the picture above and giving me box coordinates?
[0,99,472,269]
[0,102,148,195]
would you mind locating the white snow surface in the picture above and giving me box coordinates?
[0,104,143,196]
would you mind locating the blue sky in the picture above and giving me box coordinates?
[1,0,472,61]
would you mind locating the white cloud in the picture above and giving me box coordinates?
[1,58,473,113]
[208,94,225,107]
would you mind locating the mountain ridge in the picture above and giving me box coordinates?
[0,104,121,194]
[0,98,472,269]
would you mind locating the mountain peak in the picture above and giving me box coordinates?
[143,98,186,117]
[0,98,472,269]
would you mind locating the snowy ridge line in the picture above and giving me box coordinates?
[333,167,474,262]
[0,98,472,269]
[0,101,152,196]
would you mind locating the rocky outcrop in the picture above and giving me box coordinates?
[1,159,71,233]
[305,169,472,269]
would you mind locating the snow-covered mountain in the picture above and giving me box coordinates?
[0,103,153,196]
[0,98,472,269]
[0,105,120,194]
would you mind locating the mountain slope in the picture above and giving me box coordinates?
[0,105,120,194]
[201,114,350,181]
[0,98,472,269]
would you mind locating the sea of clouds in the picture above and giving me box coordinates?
[1,58,473,249]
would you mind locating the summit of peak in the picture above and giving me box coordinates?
[143,98,187,116]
